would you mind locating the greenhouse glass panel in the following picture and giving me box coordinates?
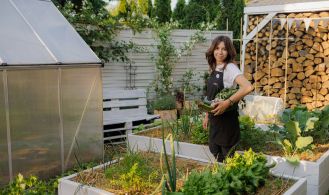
[0,0,56,65]
[12,0,100,64]
[8,69,61,179]
[61,67,103,170]
[0,71,9,185]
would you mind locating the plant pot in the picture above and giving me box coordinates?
[154,109,177,120]
[176,101,183,110]
[183,100,194,110]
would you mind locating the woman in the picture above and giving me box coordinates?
[203,36,253,162]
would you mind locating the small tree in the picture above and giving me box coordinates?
[154,0,172,23]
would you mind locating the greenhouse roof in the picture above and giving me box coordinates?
[0,0,101,66]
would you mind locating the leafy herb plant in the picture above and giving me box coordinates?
[182,149,274,195]
[0,174,57,195]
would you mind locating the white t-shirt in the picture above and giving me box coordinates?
[215,63,243,88]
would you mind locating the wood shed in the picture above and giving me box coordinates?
[0,0,103,185]
[242,0,329,109]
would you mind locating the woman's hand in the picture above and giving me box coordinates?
[211,100,230,116]
[203,114,208,129]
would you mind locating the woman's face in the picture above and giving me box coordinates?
[214,41,228,64]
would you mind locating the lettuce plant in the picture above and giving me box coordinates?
[182,149,274,195]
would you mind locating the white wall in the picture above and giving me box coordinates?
[102,29,232,98]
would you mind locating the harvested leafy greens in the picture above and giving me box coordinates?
[196,88,240,112]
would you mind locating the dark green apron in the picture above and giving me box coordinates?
[206,70,240,146]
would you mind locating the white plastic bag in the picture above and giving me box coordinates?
[239,95,284,124]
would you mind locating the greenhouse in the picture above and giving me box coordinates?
[1,0,329,194]
[0,0,103,185]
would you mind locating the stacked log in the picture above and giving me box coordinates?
[244,12,329,110]
[247,15,266,33]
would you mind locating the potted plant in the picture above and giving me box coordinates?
[175,89,184,118]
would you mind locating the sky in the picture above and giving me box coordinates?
[106,0,180,11]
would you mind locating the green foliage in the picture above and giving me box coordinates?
[182,149,273,195]
[0,161,100,195]
[181,2,206,29]
[172,0,186,24]
[219,0,244,54]
[134,124,146,132]
[178,114,193,137]
[117,162,158,192]
[112,0,152,33]
[120,163,143,191]
[152,22,178,95]
[147,0,153,18]
[195,99,212,112]
[224,149,274,194]
[239,115,255,131]
[151,22,207,95]
[279,105,328,144]
[275,119,315,164]
[106,151,146,178]
[138,0,149,15]
[153,95,177,110]
[105,151,159,193]
[181,0,221,29]
[281,105,318,131]
[177,29,207,57]
[133,120,162,133]
[215,88,238,100]
[202,71,210,96]
[154,0,172,23]
[161,131,177,193]
[219,0,245,51]
[310,105,329,143]
[0,173,57,195]
[179,69,200,99]
[53,0,106,11]
[59,0,138,63]
[238,116,278,152]
[272,105,326,164]
[196,88,242,112]
[191,119,208,145]
[182,169,228,195]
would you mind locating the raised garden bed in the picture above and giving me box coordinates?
[58,150,306,195]
[128,126,329,195]
[58,152,207,195]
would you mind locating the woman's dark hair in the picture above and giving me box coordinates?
[205,36,236,71]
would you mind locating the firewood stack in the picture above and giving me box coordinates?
[247,15,266,33]
[244,12,329,110]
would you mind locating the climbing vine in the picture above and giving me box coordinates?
[151,22,209,96]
